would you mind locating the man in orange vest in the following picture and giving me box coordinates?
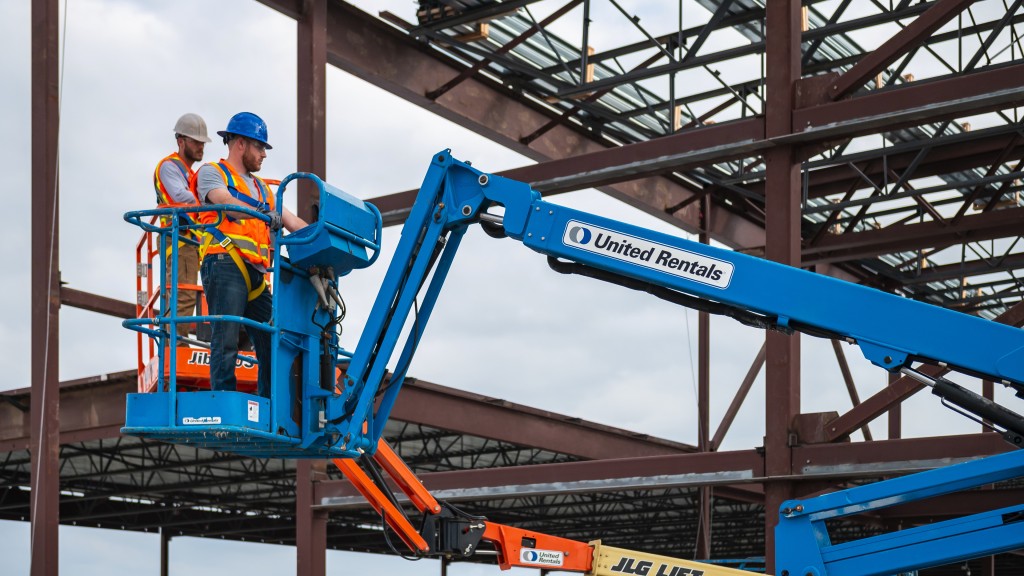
[193,112,307,398]
[154,113,211,339]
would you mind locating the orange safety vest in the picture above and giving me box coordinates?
[153,152,200,241]
[192,160,275,269]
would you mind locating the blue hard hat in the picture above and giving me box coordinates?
[217,112,273,149]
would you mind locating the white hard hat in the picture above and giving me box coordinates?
[173,113,212,143]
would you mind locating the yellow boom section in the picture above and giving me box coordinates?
[589,541,760,576]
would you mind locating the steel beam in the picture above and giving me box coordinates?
[828,0,975,100]
[900,252,1024,286]
[792,63,1024,141]
[252,0,770,252]
[547,2,933,84]
[31,0,60,573]
[739,126,1024,199]
[316,449,766,506]
[256,2,1024,265]
[901,251,1024,286]
[832,340,871,441]
[824,300,1024,441]
[60,287,135,319]
[425,0,581,101]
[389,379,694,459]
[0,374,692,460]
[793,433,1011,475]
[409,0,541,35]
[500,118,768,194]
[314,433,1010,507]
[804,206,1024,264]
[0,371,135,453]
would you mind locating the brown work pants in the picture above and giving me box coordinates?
[164,242,200,339]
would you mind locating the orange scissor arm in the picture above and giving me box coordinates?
[334,441,594,571]
[333,440,756,576]
[372,439,442,515]
[331,456,430,554]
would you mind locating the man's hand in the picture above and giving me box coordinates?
[261,208,283,232]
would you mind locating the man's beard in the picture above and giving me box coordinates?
[183,144,203,164]
[242,149,261,173]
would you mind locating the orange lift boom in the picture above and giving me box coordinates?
[335,439,755,576]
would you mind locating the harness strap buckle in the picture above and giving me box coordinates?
[219,237,232,248]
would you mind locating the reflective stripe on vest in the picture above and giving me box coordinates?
[192,160,274,269]
[153,152,200,242]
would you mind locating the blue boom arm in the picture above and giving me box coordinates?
[329,151,1024,455]
[123,151,1024,574]
[328,150,1024,575]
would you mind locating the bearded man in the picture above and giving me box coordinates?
[192,112,307,398]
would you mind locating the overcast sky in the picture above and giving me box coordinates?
[0,1,1012,574]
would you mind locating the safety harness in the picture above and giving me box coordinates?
[198,162,274,302]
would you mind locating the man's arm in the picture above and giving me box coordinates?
[196,165,259,220]
[206,187,264,220]
[282,207,308,233]
[159,162,198,204]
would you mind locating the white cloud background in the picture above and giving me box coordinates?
[0,0,1010,574]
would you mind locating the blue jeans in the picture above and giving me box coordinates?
[200,253,273,398]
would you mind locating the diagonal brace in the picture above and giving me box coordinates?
[829,0,976,100]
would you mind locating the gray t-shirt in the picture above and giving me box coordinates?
[158,159,196,204]
[196,163,267,205]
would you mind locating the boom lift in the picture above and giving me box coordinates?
[123,151,1024,575]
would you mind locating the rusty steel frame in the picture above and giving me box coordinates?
[30,0,60,575]
[295,1,328,574]
[26,1,1024,574]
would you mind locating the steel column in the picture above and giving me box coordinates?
[296,0,327,221]
[296,6,329,572]
[888,371,902,440]
[30,0,60,574]
[296,459,327,576]
[695,200,711,559]
[160,528,170,576]
[980,555,996,576]
[763,2,802,571]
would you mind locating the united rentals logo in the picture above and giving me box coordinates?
[520,549,564,567]
[567,225,592,245]
[563,221,734,289]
